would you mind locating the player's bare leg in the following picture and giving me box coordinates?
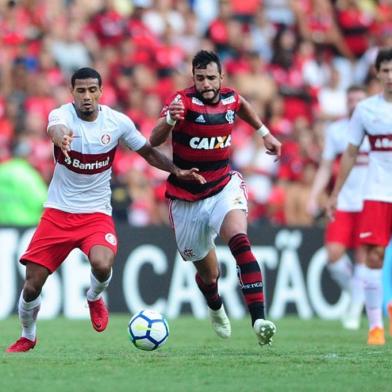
[6,263,49,353]
[194,250,231,338]
[87,245,114,332]
[221,209,276,346]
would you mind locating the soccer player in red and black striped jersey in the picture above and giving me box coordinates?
[150,50,281,346]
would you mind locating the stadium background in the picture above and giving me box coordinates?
[0,0,392,319]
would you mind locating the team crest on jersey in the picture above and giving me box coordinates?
[101,134,111,145]
[182,248,195,259]
[105,233,117,246]
[225,110,235,124]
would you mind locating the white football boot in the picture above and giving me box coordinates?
[253,319,276,346]
[208,305,231,339]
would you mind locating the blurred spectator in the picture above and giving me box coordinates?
[233,132,278,223]
[335,0,374,59]
[88,0,126,47]
[264,0,295,26]
[49,20,91,75]
[249,7,276,62]
[230,51,277,105]
[265,180,286,226]
[142,0,186,38]
[284,160,325,226]
[192,0,218,34]
[317,65,347,122]
[269,26,315,122]
[206,0,233,60]
[0,142,47,226]
[293,0,354,59]
[0,0,388,227]
[230,0,260,24]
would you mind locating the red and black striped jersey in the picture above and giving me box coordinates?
[161,86,241,201]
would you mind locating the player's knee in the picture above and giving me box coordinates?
[23,280,42,301]
[326,247,344,263]
[204,272,220,285]
[89,255,113,277]
[197,269,220,285]
[367,246,384,269]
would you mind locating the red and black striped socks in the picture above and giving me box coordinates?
[228,233,265,324]
[195,273,223,311]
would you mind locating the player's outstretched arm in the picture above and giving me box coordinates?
[48,124,74,159]
[326,143,359,220]
[149,117,173,147]
[237,95,281,160]
[307,159,333,216]
[136,142,206,184]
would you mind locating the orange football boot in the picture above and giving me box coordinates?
[367,327,385,345]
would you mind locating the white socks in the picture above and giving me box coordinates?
[86,269,112,302]
[363,267,383,329]
[350,263,366,307]
[327,255,352,292]
[18,291,41,341]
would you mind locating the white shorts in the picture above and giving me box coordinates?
[169,172,248,262]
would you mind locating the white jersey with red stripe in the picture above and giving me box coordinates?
[45,103,146,215]
[323,117,369,211]
[349,94,392,203]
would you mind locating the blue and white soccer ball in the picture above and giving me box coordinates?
[128,309,169,351]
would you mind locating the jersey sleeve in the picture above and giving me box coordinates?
[322,124,337,160]
[348,105,366,146]
[118,112,147,151]
[47,106,70,131]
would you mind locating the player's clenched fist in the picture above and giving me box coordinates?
[168,95,185,121]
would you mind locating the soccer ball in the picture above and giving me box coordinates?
[128,309,169,351]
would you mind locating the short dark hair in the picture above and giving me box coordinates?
[192,50,222,74]
[375,47,392,71]
[71,67,102,88]
[346,84,366,94]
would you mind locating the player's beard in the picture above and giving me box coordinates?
[81,108,94,116]
[79,106,97,119]
[197,88,220,104]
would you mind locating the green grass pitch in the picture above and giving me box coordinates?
[1,315,391,392]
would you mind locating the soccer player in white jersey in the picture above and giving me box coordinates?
[327,47,392,345]
[6,67,206,353]
[307,85,369,330]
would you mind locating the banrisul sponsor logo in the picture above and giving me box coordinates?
[65,156,110,170]
[189,135,232,150]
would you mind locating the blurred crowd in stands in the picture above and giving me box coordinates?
[0,0,391,227]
